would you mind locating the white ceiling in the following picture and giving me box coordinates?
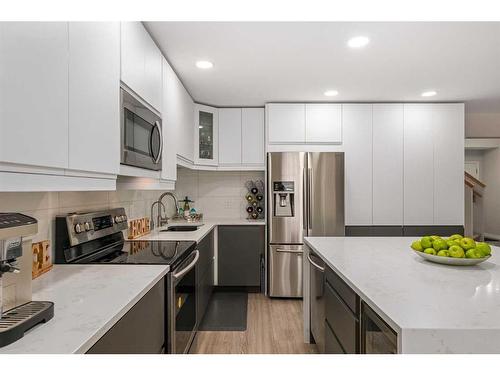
[145,22,500,113]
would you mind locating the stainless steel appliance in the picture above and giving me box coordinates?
[361,302,397,354]
[54,208,199,354]
[268,152,344,298]
[121,88,163,171]
[0,213,54,348]
[308,250,326,353]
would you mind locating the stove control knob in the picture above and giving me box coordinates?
[114,216,122,223]
[84,222,91,231]
[74,223,83,234]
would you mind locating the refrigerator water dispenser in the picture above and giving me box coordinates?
[273,181,295,217]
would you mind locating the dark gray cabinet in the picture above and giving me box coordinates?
[218,225,264,287]
[323,264,398,354]
[196,229,214,326]
[87,278,165,354]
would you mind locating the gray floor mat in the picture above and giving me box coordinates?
[198,291,248,331]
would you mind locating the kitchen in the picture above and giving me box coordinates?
[2,5,500,369]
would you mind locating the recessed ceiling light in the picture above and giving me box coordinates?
[421,90,437,97]
[347,36,370,49]
[196,60,213,69]
[324,90,339,97]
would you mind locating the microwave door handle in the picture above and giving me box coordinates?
[151,120,163,164]
[172,250,199,280]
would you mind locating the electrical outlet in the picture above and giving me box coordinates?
[223,200,234,209]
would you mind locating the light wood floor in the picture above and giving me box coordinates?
[189,293,317,354]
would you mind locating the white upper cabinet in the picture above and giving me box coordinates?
[343,104,373,226]
[305,104,342,143]
[242,108,265,166]
[218,108,242,165]
[160,58,178,182]
[194,104,219,166]
[68,22,120,175]
[372,104,404,225]
[0,22,69,170]
[404,104,434,225]
[120,22,162,111]
[432,104,464,225]
[267,104,305,144]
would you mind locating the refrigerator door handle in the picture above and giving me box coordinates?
[303,167,307,231]
[308,167,313,230]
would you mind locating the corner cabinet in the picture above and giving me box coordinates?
[194,104,219,166]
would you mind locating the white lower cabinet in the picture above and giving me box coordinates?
[372,104,404,225]
[343,104,373,226]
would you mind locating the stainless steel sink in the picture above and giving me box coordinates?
[161,225,200,232]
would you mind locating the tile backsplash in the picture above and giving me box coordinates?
[171,167,265,220]
[0,166,265,256]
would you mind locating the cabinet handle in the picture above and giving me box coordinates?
[307,253,325,272]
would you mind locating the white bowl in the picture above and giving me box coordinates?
[412,249,491,266]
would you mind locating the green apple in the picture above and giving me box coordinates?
[466,248,483,259]
[476,242,492,257]
[446,239,460,248]
[421,236,433,249]
[449,234,464,242]
[433,239,448,251]
[448,245,465,258]
[424,248,437,255]
[411,240,423,252]
[430,235,442,242]
[437,250,450,257]
[460,237,476,250]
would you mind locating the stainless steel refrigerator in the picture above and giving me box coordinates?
[267,152,344,297]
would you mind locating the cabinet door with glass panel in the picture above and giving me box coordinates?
[194,104,219,166]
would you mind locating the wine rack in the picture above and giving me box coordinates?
[244,180,265,220]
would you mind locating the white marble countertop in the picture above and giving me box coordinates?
[0,264,169,354]
[133,218,265,243]
[304,236,500,354]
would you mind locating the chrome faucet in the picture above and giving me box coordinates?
[151,192,179,230]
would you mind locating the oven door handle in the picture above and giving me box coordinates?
[172,250,199,280]
[151,120,163,164]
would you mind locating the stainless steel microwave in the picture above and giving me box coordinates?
[120,89,163,171]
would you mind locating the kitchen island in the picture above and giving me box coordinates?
[303,236,500,354]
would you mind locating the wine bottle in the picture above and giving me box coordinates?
[246,206,254,213]
[251,187,258,195]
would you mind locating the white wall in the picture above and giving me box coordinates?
[481,148,500,236]
[466,112,500,138]
[171,167,265,220]
[465,150,484,180]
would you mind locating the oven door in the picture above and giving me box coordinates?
[121,89,162,171]
[167,249,199,354]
